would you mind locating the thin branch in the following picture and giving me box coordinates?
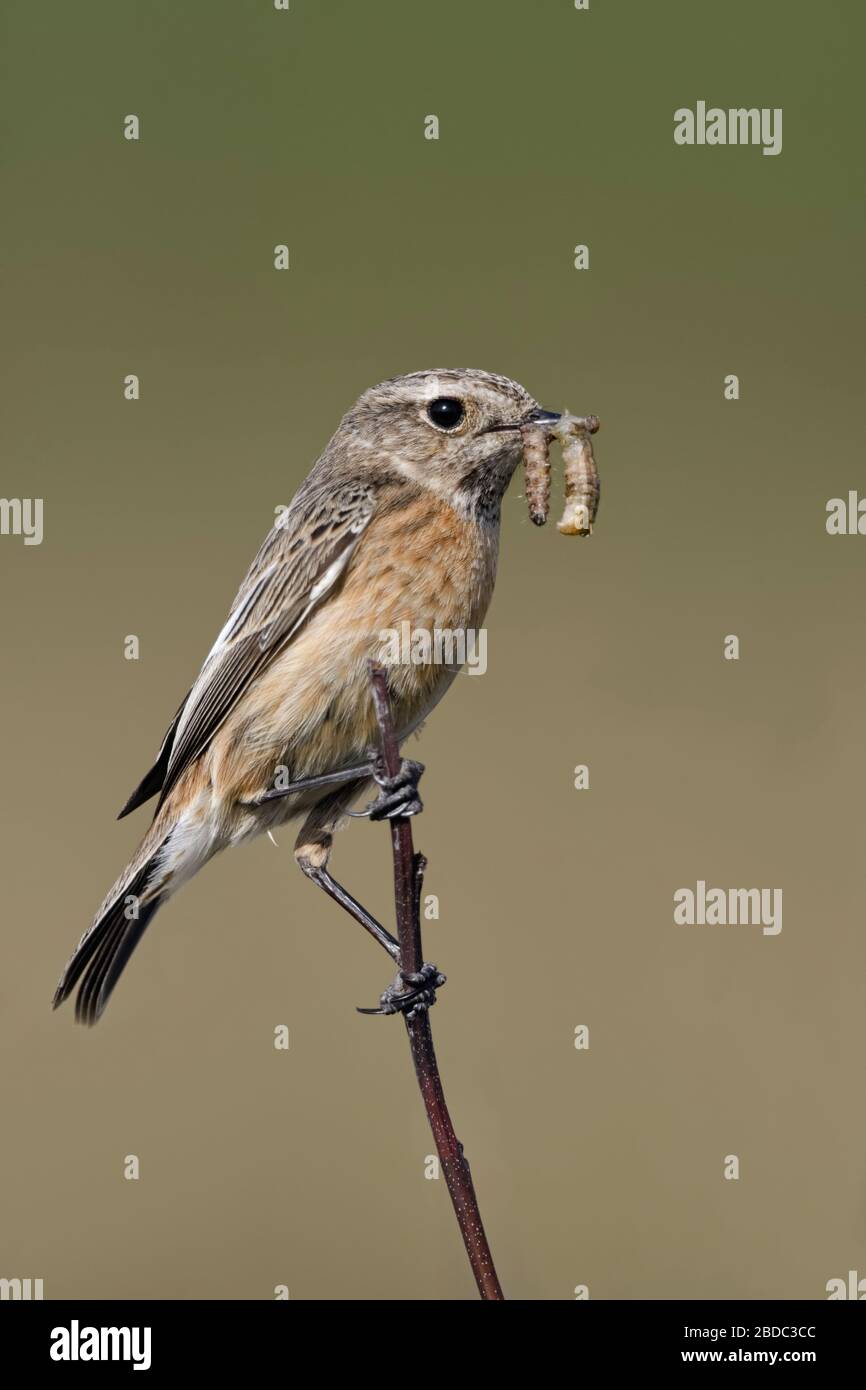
[368,662,504,1301]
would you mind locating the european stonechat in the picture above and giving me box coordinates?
[53,368,561,1022]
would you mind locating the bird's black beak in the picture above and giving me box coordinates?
[483,407,561,434]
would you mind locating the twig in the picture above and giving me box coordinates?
[368,662,505,1301]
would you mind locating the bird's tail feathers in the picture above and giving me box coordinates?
[53,830,173,1025]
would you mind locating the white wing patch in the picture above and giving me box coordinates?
[205,561,279,664]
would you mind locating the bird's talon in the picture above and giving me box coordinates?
[401,963,446,989]
[357,961,445,1019]
[383,797,422,819]
[366,758,425,822]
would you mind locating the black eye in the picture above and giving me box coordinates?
[427,397,465,430]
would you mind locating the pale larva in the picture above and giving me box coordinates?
[553,414,600,536]
[520,411,601,535]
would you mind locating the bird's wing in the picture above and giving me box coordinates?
[117,692,192,818]
[126,481,376,816]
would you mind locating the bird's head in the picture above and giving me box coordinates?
[338,368,560,517]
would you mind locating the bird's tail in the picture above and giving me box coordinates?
[52,821,177,1025]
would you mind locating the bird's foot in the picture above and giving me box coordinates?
[351,757,425,821]
[357,962,446,1020]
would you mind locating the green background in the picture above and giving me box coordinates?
[2,0,865,1299]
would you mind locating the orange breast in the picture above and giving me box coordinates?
[212,491,500,801]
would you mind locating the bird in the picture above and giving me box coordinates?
[52,368,561,1024]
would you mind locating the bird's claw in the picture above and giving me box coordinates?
[351,758,425,821]
[357,962,446,1020]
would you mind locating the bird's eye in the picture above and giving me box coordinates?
[427,397,465,431]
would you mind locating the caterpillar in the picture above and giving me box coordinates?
[554,414,600,536]
[522,425,552,526]
[520,412,601,536]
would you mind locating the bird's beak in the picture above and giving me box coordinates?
[483,407,561,434]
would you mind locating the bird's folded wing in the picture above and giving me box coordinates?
[149,482,376,812]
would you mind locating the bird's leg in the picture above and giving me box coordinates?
[295,855,400,962]
[294,788,402,963]
[358,845,444,1020]
[251,751,424,820]
[294,783,443,1016]
[297,854,446,1014]
[251,762,373,807]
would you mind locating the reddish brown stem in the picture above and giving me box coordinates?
[368,662,504,1301]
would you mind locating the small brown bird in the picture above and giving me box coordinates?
[53,368,561,1023]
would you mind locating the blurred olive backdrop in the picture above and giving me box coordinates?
[2,0,865,1300]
